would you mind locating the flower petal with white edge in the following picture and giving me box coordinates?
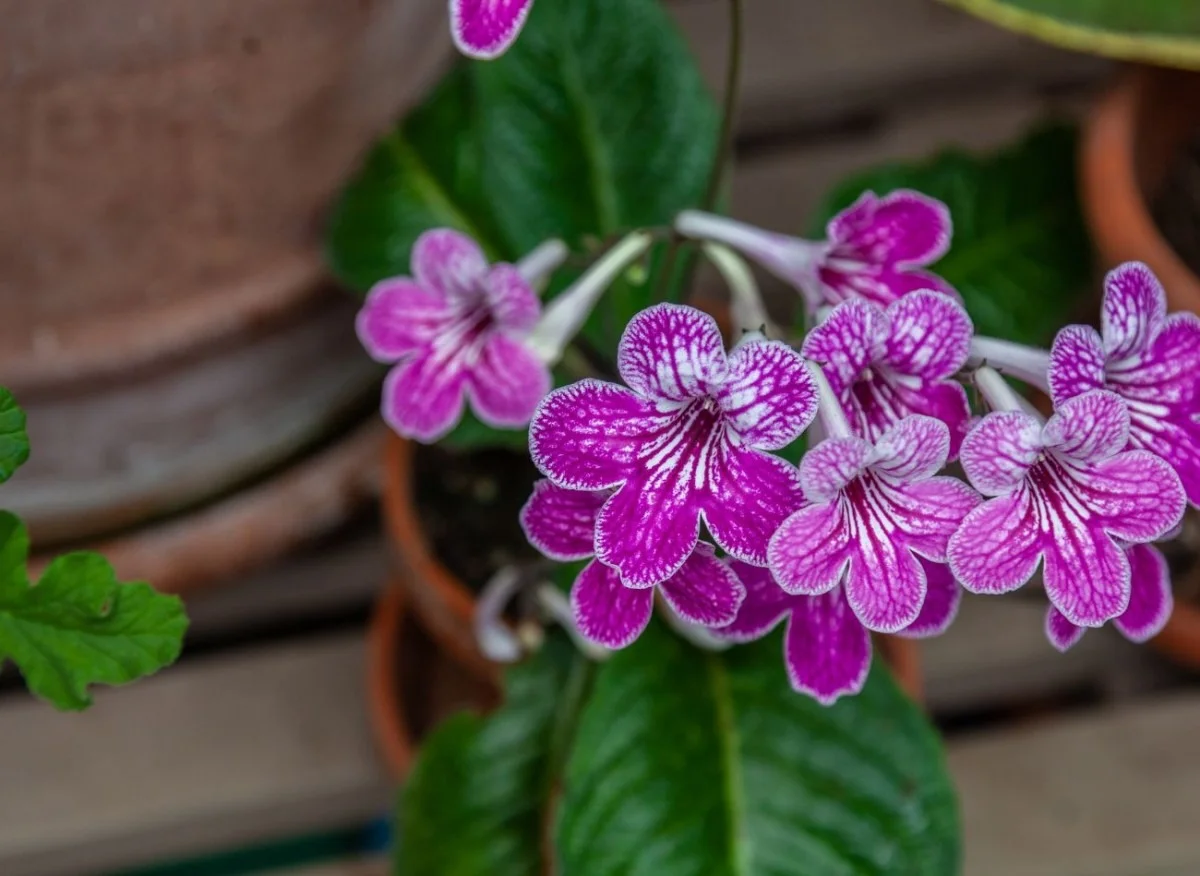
[411,228,489,300]
[959,411,1043,496]
[1045,606,1086,653]
[519,480,607,562]
[1114,543,1173,642]
[828,190,952,267]
[842,522,926,633]
[798,435,873,504]
[468,334,552,428]
[801,300,886,394]
[718,561,795,642]
[703,447,806,567]
[768,502,850,596]
[1082,450,1186,543]
[871,415,951,482]
[381,353,468,443]
[883,290,973,382]
[1041,390,1130,463]
[783,589,872,705]
[617,303,728,402]
[896,558,961,639]
[1102,261,1167,360]
[1041,519,1130,627]
[570,559,654,649]
[450,0,535,60]
[657,545,746,628]
[1048,324,1107,404]
[594,472,703,588]
[716,340,817,450]
[948,492,1041,595]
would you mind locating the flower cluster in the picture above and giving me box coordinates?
[358,190,1198,705]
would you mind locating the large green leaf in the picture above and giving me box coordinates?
[396,635,591,875]
[940,0,1200,69]
[0,512,188,710]
[811,125,1092,346]
[0,388,29,485]
[558,624,959,875]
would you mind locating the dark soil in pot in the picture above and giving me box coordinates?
[1151,130,1200,279]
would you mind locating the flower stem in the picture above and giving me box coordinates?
[702,242,778,338]
[974,365,1035,415]
[968,336,1051,392]
[517,238,569,290]
[807,359,853,438]
[535,585,611,662]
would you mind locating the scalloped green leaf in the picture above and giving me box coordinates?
[557,623,959,875]
[811,125,1092,346]
[0,388,30,485]
[0,512,188,710]
[940,0,1200,69]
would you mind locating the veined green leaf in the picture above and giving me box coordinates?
[0,388,30,485]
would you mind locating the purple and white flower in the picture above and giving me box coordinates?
[803,291,974,456]
[767,415,979,636]
[520,480,744,648]
[450,0,533,60]
[676,190,954,311]
[1049,262,1200,505]
[948,390,1186,627]
[1045,542,1173,651]
[529,303,817,587]
[719,557,960,704]
[357,229,551,443]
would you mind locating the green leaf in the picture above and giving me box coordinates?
[811,125,1092,346]
[397,634,592,875]
[0,512,188,710]
[0,388,30,484]
[558,623,960,875]
[940,0,1200,69]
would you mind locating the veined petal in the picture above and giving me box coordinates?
[519,480,605,561]
[1042,390,1129,463]
[468,334,551,428]
[948,491,1040,594]
[529,380,666,490]
[960,411,1043,496]
[885,476,981,562]
[411,229,488,300]
[1114,543,1173,642]
[594,473,701,588]
[570,560,654,649]
[1042,519,1129,627]
[884,290,973,381]
[658,545,746,628]
[617,303,728,402]
[1130,411,1200,507]
[768,502,850,595]
[870,415,951,482]
[896,558,961,638]
[1045,607,1086,653]
[892,379,972,460]
[800,435,873,503]
[704,446,806,566]
[450,0,534,59]
[1117,311,1200,400]
[1048,324,1106,405]
[802,299,887,395]
[783,589,872,705]
[484,264,540,332]
[820,264,957,308]
[828,190,952,267]
[356,279,449,361]
[381,353,467,443]
[1102,262,1166,360]
[1081,450,1186,543]
[718,561,795,642]
[843,523,926,633]
[717,340,816,449]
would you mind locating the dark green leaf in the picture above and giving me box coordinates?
[558,623,959,875]
[397,635,592,875]
[0,512,188,710]
[0,388,29,484]
[940,0,1200,69]
[811,125,1093,346]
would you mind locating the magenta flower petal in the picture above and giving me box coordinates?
[802,300,886,394]
[883,290,973,381]
[468,334,552,428]
[1080,450,1187,543]
[783,589,872,705]
[381,353,467,442]
[897,558,961,638]
[594,474,702,587]
[798,435,874,504]
[1045,607,1086,653]
[1048,325,1107,401]
[529,380,668,491]
[828,190,952,268]
[1042,388,1129,462]
[704,448,806,567]
[843,527,926,633]
[356,280,449,361]
[1114,543,1173,642]
[570,559,654,649]
[767,502,851,596]
[1042,518,1131,626]
[658,545,746,627]
[450,0,534,60]
[1102,262,1167,359]
[947,493,1040,595]
[411,229,489,299]
[716,341,817,450]
[484,264,541,332]
[519,480,607,562]
[717,562,794,642]
[958,411,1042,496]
[894,476,982,561]
[871,415,951,481]
[617,303,729,402]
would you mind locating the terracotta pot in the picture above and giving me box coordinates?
[1081,66,1200,314]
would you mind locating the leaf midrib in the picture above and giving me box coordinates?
[387,133,496,253]
[706,651,750,876]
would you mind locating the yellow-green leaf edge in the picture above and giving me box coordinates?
[940,0,1200,70]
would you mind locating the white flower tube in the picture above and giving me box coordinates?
[969,336,1052,393]
[516,238,569,291]
[702,242,780,340]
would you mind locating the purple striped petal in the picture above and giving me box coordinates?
[717,340,817,449]
[529,380,667,490]
[1084,450,1186,543]
[411,229,488,300]
[468,334,551,428]
[894,380,972,460]
[617,303,728,402]
[519,480,605,561]
[802,300,886,395]
[1102,262,1166,360]
[450,0,534,60]
[870,415,951,482]
[484,264,541,332]
[1042,390,1129,463]
[658,545,746,628]
[382,353,467,442]
[883,290,973,381]
[1042,519,1130,627]
[783,589,872,705]
[799,436,873,503]
[888,476,981,561]
[768,502,850,596]
[948,492,1041,595]
[828,190,952,267]
[1045,607,1086,652]
[1048,325,1107,404]
[570,560,654,649]
[718,561,794,642]
[818,264,957,308]
[897,558,961,638]
[356,279,449,362]
[594,473,701,587]
[1114,543,1173,642]
[843,513,926,633]
[960,411,1043,496]
[704,447,806,566]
